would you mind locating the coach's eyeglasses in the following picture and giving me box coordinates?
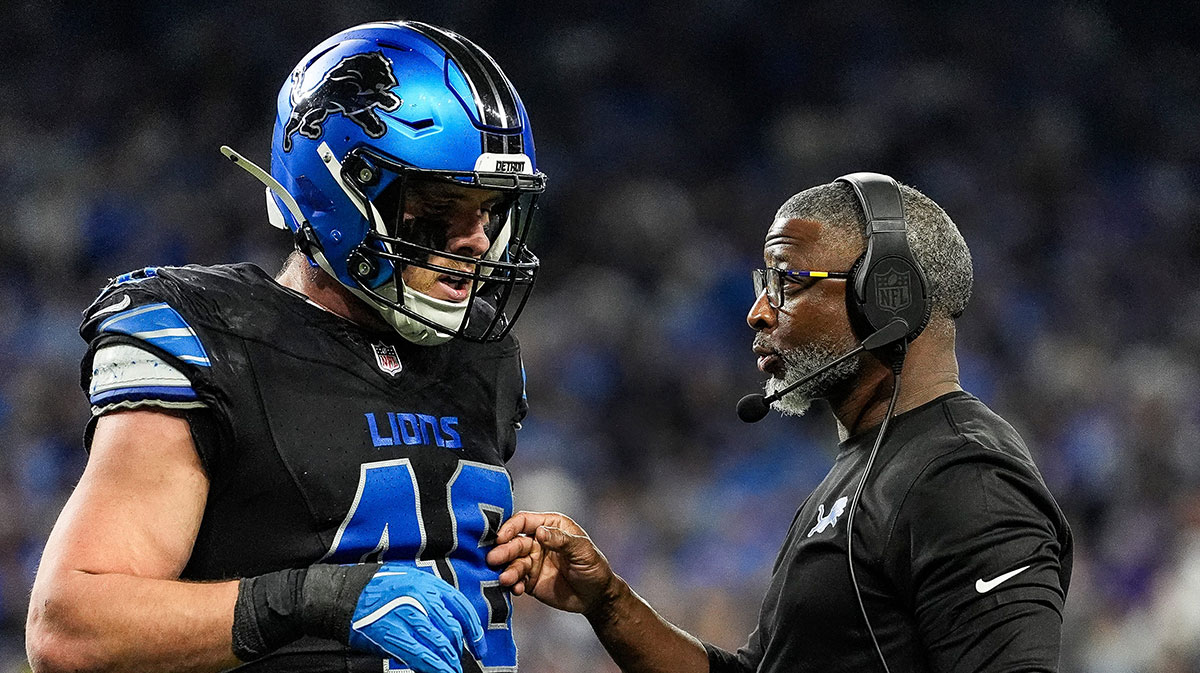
[752,267,852,308]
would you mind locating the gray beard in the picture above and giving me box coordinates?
[764,336,862,417]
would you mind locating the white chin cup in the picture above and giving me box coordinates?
[368,281,468,347]
[376,223,514,345]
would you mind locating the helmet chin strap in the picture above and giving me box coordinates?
[372,282,472,346]
[220,143,469,346]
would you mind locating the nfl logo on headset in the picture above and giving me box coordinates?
[876,269,911,313]
[372,343,403,376]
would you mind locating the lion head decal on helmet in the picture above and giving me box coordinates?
[282,51,402,152]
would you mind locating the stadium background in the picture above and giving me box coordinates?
[2,1,1198,670]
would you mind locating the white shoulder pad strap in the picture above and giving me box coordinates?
[89,343,206,414]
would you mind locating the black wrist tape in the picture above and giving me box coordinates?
[231,564,379,662]
[298,563,378,642]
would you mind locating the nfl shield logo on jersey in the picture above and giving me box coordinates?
[372,343,403,376]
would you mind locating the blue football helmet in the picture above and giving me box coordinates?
[222,21,545,345]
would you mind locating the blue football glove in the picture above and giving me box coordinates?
[232,562,485,671]
[348,564,487,673]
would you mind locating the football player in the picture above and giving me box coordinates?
[26,21,543,673]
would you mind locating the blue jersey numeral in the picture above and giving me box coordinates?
[324,459,516,671]
[449,463,514,632]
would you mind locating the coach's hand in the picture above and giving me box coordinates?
[486,511,622,616]
[233,562,485,673]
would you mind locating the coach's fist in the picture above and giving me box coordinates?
[485,511,622,617]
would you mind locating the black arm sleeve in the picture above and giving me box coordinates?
[704,621,764,673]
[888,444,1071,672]
[705,641,755,673]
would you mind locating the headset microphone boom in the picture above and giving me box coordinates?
[736,317,909,423]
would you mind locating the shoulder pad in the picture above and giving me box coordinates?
[81,267,210,367]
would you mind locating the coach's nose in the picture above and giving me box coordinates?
[747,292,778,331]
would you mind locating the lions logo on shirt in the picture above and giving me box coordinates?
[807,496,849,537]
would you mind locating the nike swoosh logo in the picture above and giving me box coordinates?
[975,565,1031,593]
[93,294,132,317]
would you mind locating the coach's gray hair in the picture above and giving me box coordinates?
[775,181,973,331]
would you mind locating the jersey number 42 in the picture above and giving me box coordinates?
[323,458,516,672]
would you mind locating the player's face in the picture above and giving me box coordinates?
[748,217,861,416]
[398,183,508,302]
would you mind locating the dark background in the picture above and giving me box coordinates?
[1,1,1198,670]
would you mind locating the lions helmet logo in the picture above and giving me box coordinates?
[282,51,402,152]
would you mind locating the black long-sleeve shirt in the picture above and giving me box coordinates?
[707,392,1072,672]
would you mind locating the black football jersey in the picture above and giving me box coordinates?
[79,264,528,672]
[707,392,1072,673]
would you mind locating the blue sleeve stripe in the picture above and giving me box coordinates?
[131,334,208,361]
[130,328,195,339]
[98,303,183,332]
[99,303,211,367]
[90,385,200,406]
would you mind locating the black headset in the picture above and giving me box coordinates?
[838,172,931,349]
[836,172,930,673]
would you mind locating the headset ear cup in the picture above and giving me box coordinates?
[844,253,874,342]
[836,172,935,347]
[849,252,932,345]
[911,274,933,341]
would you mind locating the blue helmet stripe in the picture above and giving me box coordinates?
[404,22,523,154]
[98,303,212,367]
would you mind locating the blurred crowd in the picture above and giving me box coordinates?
[1,1,1198,671]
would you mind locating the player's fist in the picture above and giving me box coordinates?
[348,564,486,673]
[233,562,483,673]
[486,511,621,616]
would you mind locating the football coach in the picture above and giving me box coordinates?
[487,173,1072,672]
